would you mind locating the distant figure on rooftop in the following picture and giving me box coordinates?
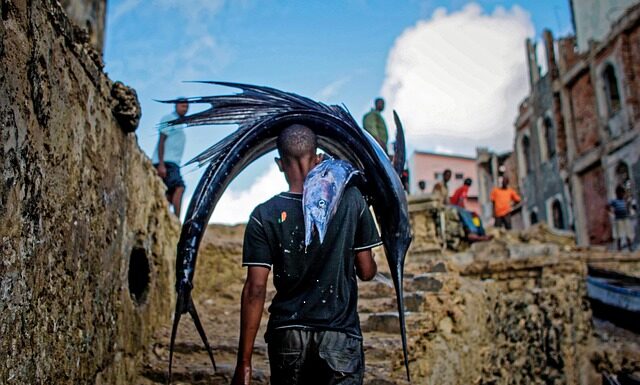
[450,178,472,208]
[490,176,521,230]
[609,185,634,251]
[362,97,388,154]
[432,169,452,204]
[152,99,188,217]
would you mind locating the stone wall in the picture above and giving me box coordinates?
[568,74,600,156]
[402,243,640,385]
[60,0,106,53]
[0,1,179,384]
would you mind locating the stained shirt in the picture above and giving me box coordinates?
[152,112,186,165]
[242,187,381,340]
[490,187,521,218]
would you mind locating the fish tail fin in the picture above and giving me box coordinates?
[187,297,217,372]
[167,293,185,384]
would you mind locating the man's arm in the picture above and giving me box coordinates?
[157,133,167,178]
[355,249,377,281]
[232,266,270,385]
[511,189,521,204]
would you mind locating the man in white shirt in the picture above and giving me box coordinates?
[152,99,188,217]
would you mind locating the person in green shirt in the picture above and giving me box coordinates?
[362,98,388,153]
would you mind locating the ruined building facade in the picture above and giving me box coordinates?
[510,1,640,246]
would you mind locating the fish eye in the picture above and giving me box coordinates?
[318,199,326,208]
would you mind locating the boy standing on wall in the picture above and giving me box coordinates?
[232,124,381,385]
[490,176,521,230]
[609,185,635,251]
[152,99,188,217]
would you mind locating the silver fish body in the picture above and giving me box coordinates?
[303,159,361,246]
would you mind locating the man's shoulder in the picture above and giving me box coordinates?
[343,185,364,199]
[160,112,178,123]
[251,193,297,217]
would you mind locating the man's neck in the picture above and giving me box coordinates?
[288,182,303,194]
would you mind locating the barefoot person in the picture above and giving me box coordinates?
[232,124,380,385]
[152,99,188,217]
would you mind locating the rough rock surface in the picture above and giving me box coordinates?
[138,222,640,385]
[0,1,179,384]
[111,81,142,133]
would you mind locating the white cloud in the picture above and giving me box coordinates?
[434,145,455,155]
[315,77,351,102]
[110,0,142,23]
[157,0,226,35]
[381,3,534,155]
[209,164,288,224]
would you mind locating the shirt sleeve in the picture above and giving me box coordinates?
[242,208,272,269]
[511,189,521,203]
[159,114,176,136]
[353,192,383,251]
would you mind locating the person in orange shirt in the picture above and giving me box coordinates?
[490,176,521,230]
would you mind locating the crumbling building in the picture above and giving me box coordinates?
[503,0,640,246]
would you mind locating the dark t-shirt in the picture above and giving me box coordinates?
[610,199,629,219]
[242,187,382,340]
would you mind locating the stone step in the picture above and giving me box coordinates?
[139,362,268,385]
[151,340,267,359]
[361,312,424,334]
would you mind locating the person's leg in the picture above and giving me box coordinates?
[172,186,184,217]
[315,331,364,385]
[625,219,634,251]
[504,214,512,230]
[268,329,309,385]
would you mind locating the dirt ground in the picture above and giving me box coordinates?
[136,224,640,384]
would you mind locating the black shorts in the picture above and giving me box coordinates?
[268,329,364,385]
[494,215,512,230]
[155,162,185,195]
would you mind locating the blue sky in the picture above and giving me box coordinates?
[104,0,573,223]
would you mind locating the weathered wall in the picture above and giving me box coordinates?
[571,0,640,52]
[569,74,600,156]
[580,166,611,245]
[60,0,106,53]
[517,71,571,230]
[406,255,593,384]
[0,1,179,384]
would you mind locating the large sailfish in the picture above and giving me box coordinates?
[163,82,412,382]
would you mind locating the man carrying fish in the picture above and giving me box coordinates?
[232,124,381,385]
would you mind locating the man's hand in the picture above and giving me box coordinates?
[231,363,252,385]
[157,163,167,178]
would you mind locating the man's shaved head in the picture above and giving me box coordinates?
[277,124,317,160]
